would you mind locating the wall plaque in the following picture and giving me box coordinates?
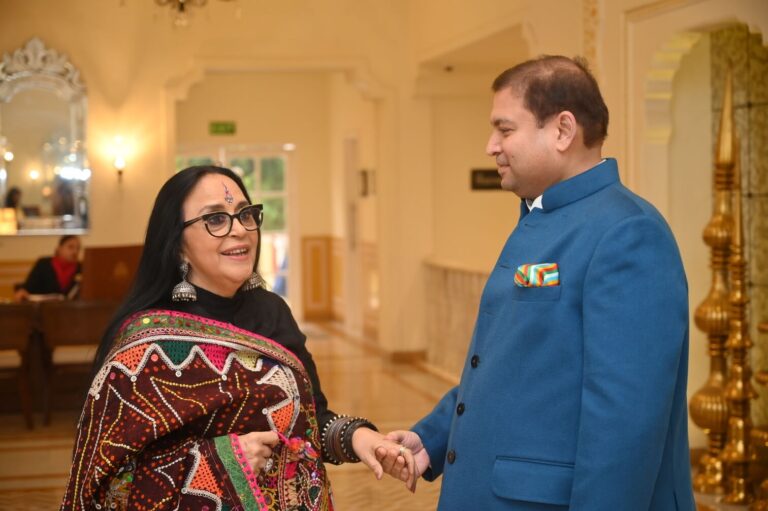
[471,169,502,190]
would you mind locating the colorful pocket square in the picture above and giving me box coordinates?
[514,263,560,287]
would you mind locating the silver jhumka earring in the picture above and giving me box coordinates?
[241,271,266,292]
[171,261,197,302]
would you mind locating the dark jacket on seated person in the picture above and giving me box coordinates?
[21,257,82,297]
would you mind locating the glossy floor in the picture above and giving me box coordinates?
[0,322,453,510]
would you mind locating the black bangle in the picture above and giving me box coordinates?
[320,415,378,464]
[341,418,378,463]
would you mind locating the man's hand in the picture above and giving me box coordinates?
[375,430,430,492]
[351,427,417,491]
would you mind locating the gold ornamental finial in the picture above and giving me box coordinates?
[716,69,734,166]
[689,65,735,494]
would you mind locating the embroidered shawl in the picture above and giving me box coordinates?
[60,309,333,511]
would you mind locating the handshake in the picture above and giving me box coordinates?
[354,428,430,493]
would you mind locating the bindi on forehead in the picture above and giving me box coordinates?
[222,182,234,204]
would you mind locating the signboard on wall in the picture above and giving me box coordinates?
[470,169,502,190]
[209,121,236,135]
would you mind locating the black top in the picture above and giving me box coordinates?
[22,257,82,296]
[162,285,335,428]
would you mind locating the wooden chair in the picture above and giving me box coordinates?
[39,300,117,425]
[0,259,33,301]
[0,303,38,429]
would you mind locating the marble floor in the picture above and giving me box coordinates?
[0,322,453,510]
[0,321,745,510]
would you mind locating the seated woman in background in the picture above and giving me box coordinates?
[14,235,82,301]
[60,166,414,510]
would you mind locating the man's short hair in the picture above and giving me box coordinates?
[492,55,609,148]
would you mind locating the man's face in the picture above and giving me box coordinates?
[485,90,562,199]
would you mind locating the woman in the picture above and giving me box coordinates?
[14,235,82,301]
[61,166,413,510]
[4,186,21,209]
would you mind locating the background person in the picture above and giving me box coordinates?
[14,234,82,301]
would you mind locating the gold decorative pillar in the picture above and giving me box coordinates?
[749,325,768,510]
[720,94,755,504]
[688,69,735,494]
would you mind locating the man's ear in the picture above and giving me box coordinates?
[553,111,578,151]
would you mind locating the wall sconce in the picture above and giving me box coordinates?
[110,136,129,181]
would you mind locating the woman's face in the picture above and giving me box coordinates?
[180,173,258,297]
[56,237,81,263]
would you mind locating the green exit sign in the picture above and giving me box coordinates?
[209,121,236,135]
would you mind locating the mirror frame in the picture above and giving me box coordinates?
[0,37,89,236]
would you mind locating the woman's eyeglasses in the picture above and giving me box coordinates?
[183,204,264,237]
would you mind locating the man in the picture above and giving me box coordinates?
[377,55,695,510]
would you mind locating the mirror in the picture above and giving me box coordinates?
[0,38,89,235]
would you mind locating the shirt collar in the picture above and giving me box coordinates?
[525,196,543,211]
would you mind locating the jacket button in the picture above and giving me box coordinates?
[456,403,465,415]
[447,450,456,464]
[471,355,480,368]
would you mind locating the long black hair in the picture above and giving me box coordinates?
[91,165,257,374]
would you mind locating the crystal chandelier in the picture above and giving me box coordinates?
[155,0,236,28]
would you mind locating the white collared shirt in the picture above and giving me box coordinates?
[525,195,543,211]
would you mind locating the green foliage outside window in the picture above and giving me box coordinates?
[261,158,285,191]
[262,197,285,231]
[230,158,256,191]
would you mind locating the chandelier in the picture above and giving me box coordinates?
[155,0,237,28]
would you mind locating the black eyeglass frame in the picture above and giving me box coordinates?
[182,204,264,237]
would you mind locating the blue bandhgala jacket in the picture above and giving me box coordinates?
[413,158,695,510]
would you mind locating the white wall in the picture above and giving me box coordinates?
[430,96,519,270]
[328,72,379,243]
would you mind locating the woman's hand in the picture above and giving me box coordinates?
[351,427,417,492]
[235,431,279,472]
[13,288,29,302]
[375,430,430,492]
